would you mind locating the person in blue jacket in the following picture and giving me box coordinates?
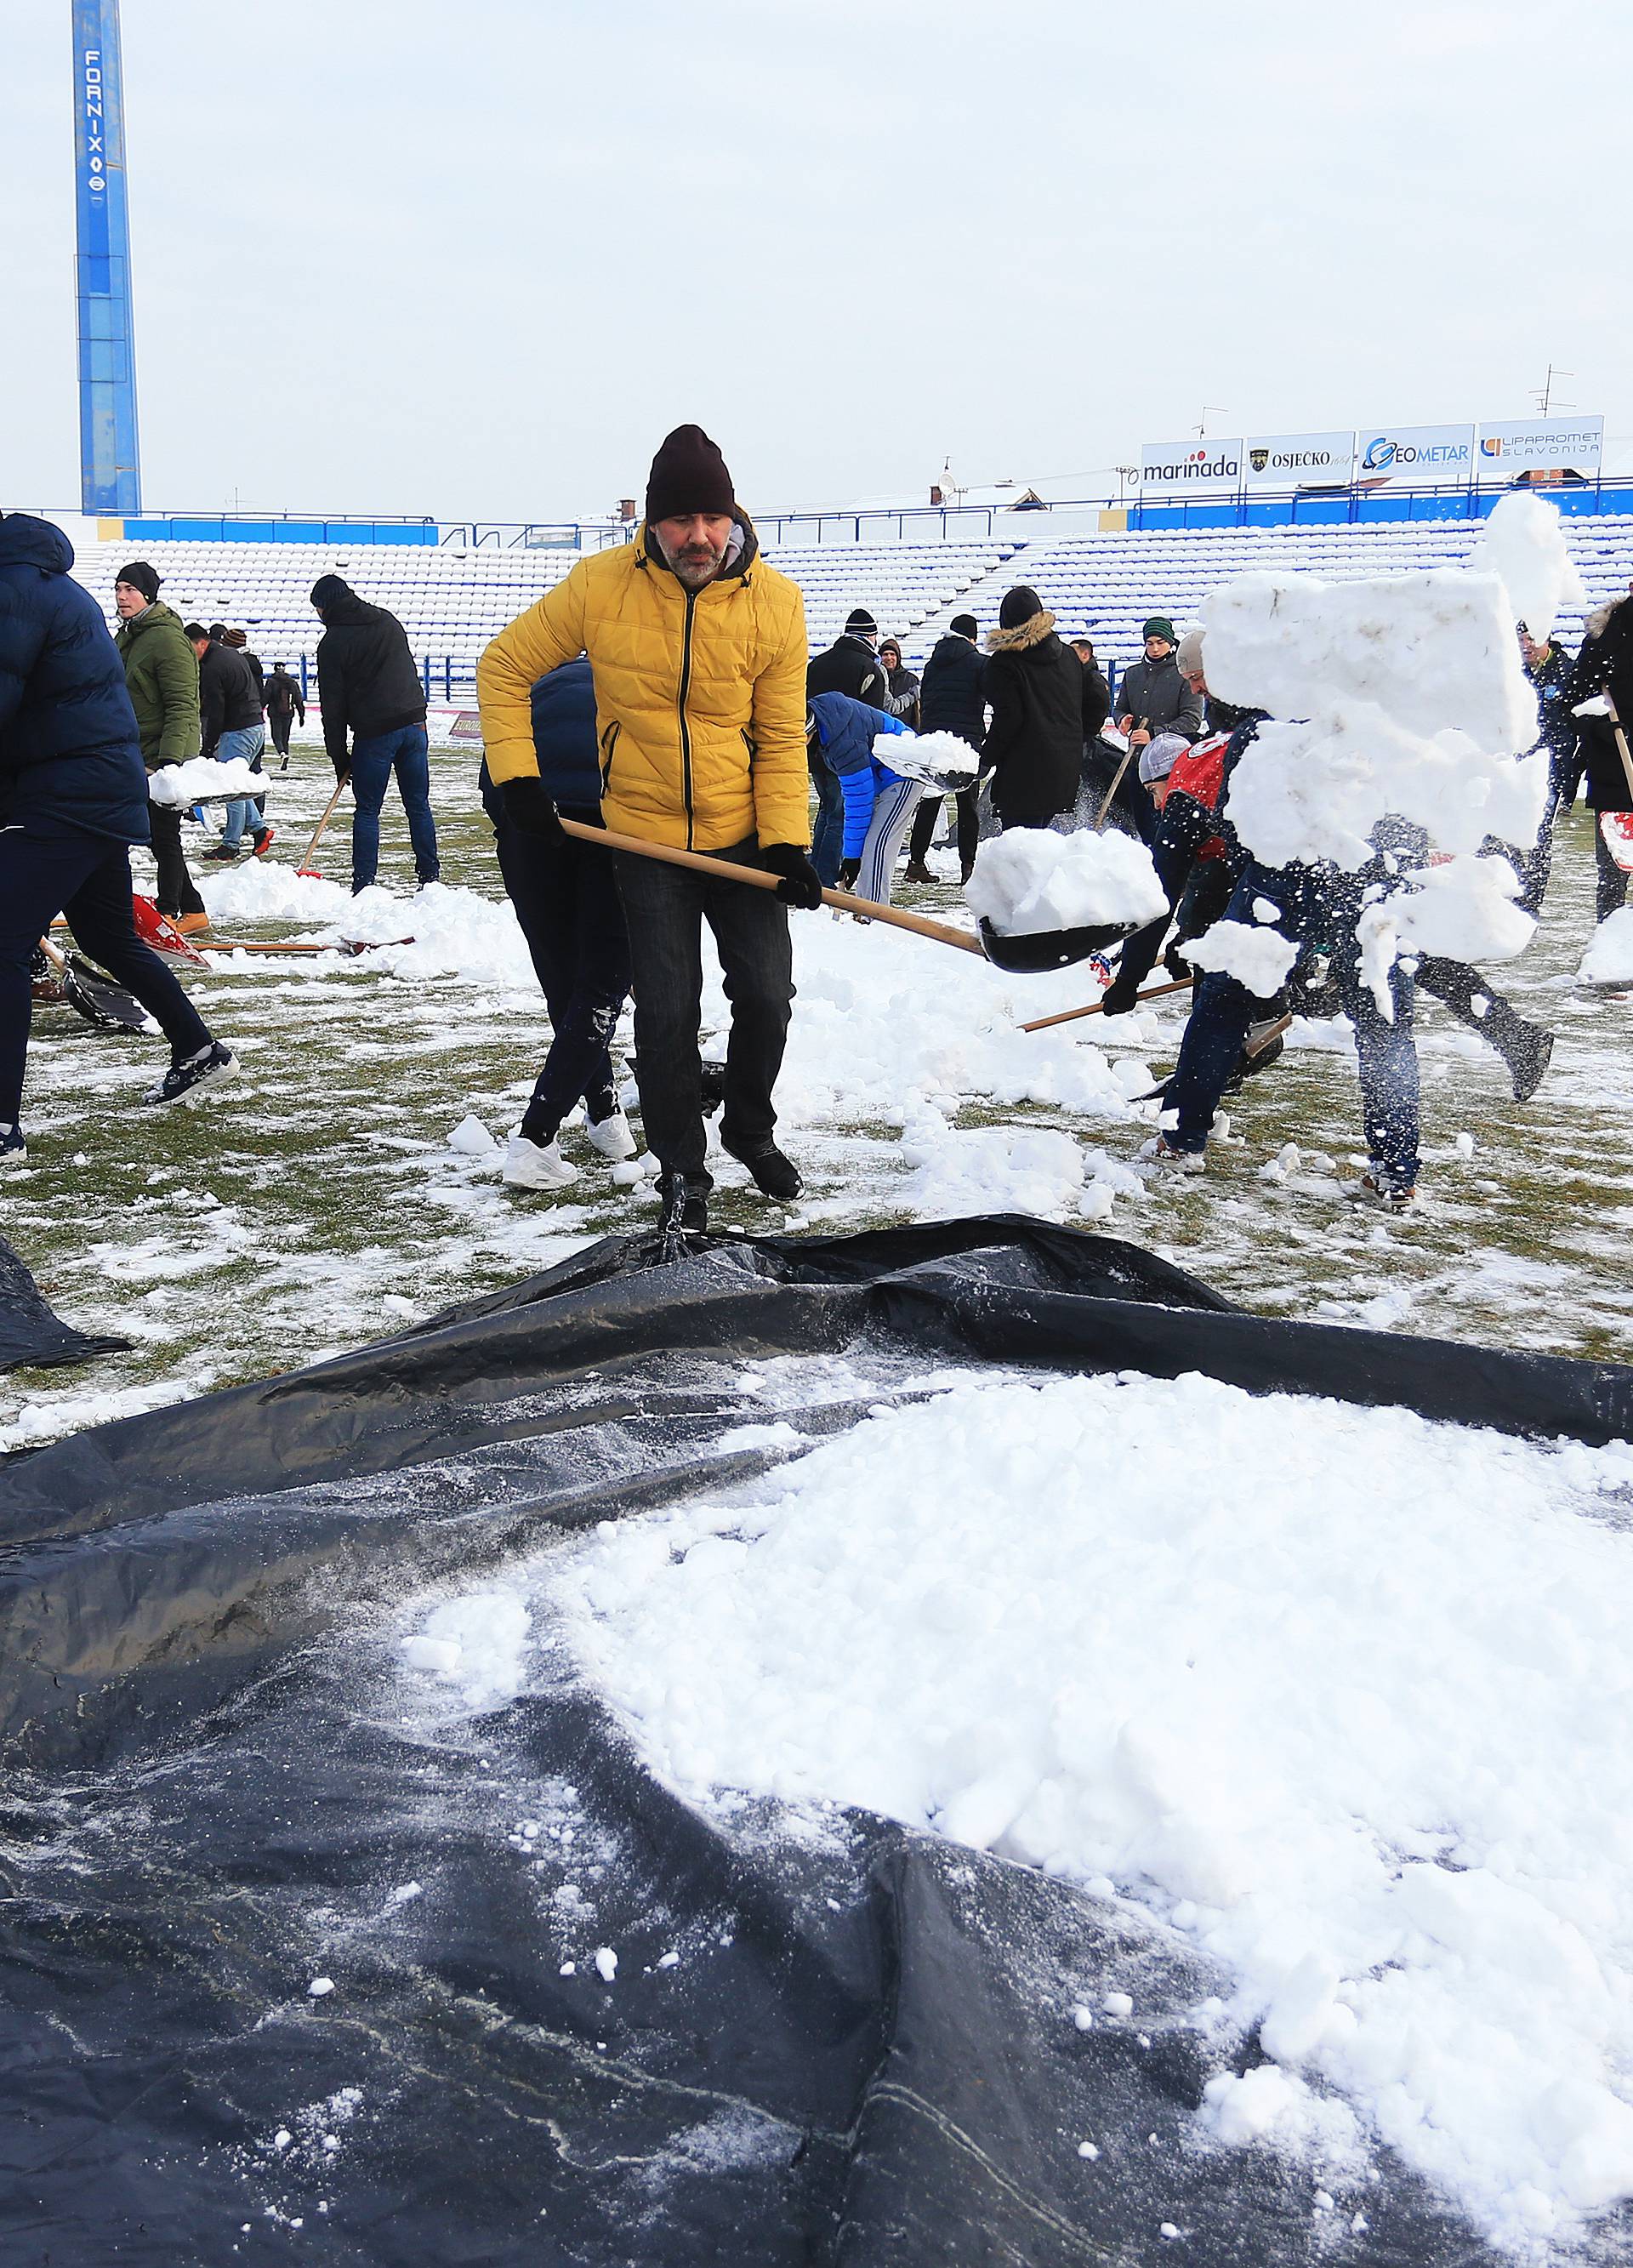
[0,513,236,1163]
[478,657,637,1189]
[805,691,925,903]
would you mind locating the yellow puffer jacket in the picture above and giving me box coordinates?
[476,520,810,852]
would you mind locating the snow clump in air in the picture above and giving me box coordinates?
[556,1370,1633,2251]
[1467,489,1589,645]
[964,829,1167,936]
[1179,920,1298,995]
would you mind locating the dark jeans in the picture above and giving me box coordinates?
[810,757,846,889]
[269,710,296,758]
[349,724,439,892]
[145,796,205,917]
[1596,820,1630,922]
[611,838,794,1187]
[1165,863,1420,1186]
[492,812,632,1143]
[0,829,212,1124]
[907,783,980,872]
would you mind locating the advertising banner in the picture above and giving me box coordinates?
[1354,422,1475,486]
[1477,416,1602,482]
[1243,431,1354,488]
[1140,439,1243,493]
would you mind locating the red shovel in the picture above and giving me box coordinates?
[1600,701,1633,875]
[132,893,211,966]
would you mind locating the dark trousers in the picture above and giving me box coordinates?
[493,815,632,1143]
[349,724,439,892]
[907,783,980,872]
[269,710,296,758]
[1414,954,1532,1059]
[0,829,212,1124]
[145,797,205,917]
[810,757,846,889]
[1166,863,1420,1185]
[611,838,794,1187]
[1595,821,1630,922]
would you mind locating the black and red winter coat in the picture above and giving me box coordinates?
[1114,714,1263,994]
[981,609,1082,823]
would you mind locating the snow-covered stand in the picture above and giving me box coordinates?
[1,1219,1629,2264]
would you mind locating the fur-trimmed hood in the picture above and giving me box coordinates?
[1585,595,1627,640]
[987,608,1056,654]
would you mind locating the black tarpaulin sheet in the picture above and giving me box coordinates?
[2,1216,1629,2268]
[0,1234,128,1373]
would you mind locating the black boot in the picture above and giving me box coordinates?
[1503,1022,1555,1103]
[656,1172,708,1234]
[725,1142,803,1200]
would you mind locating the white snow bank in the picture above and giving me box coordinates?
[148,755,266,806]
[558,1372,1633,2249]
[1180,920,1298,996]
[1579,905,1633,986]
[1467,493,1587,646]
[964,829,1167,935]
[400,1590,532,1711]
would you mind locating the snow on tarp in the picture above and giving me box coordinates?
[2,1218,1630,2265]
[0,1233,130,1373]
[964,829,1168,936]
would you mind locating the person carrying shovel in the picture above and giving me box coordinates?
[476,425,821,1237]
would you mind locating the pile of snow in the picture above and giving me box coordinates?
[1467,492,1588,645]
[148,755,266,806]
[885,729,979,786]
[400,1589,532,1712]
[1180,920,1299,995]
[964,829,1167,936]
[558,1371,1633,2249]
[1579,905,1633,987]
[1203,568,1545,872]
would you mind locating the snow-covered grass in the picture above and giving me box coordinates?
[4,749,1631,1453]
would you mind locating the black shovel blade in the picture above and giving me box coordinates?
[977,915,1141,974]
[64,956,150,1034]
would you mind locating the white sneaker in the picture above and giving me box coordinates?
[503,1132,579,1190]
[584,1108,636,1163]
[0,1124,27,1170]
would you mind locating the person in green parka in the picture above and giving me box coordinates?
[113,561,208,931]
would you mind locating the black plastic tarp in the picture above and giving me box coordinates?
[2,1217,1629,2267]
[0,1234,128,1373]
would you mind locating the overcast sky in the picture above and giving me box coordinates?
[3,0,1630,523]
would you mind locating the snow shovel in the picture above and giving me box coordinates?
[132,892,211,966]
[1600,699,1633,875]
[1021,976,1192,1034]
[36,936,150,1034]
[298,777,348,879]
[558,818,1141,972]
[206,937,414,956]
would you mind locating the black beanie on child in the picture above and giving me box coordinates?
[999,585,1044,630]
[645,425,737,524]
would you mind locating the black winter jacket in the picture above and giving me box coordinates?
[263,665,305,721]
[0,514,150,843]
[315,585,428,773]
[918,632,987,747]
[982,611,1083,823]
[197,639,262,755]
[806,634,888,709]
[1568,599,1633,812]
[1079,663,1112,738]
[1116,652,1204,742]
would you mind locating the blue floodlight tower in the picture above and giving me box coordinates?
[71,0,142,515]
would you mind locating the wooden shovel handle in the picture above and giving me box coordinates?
[299,775,348,868]
[558,816,987,957]
[1021,975,1192,1034]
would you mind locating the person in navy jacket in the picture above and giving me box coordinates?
[479,657,638,1189]
[805,691,925,903]
[0,513,235,1160]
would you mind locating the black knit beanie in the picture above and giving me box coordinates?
[845,607,878,638]
[310,573,351,613]
[116,559,161,602]
[950,613,979,638]
[645,425,737,523]
[999,584,1043,630]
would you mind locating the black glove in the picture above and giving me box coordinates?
[761,843,823,910]
[836,858,861,892]
[331,755,351,788]
[1162,941,1192,982]
[1099,973,1141,1017]
[501,776,565,840]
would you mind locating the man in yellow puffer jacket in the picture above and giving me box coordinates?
[477,425,823,1235]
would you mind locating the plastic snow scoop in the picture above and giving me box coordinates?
[1020,975,1192,1034]
[558,818,1138,971]
[1128,1013,1293,1104]
[35,936,150,1034]
[297,776,348,878]
[132,892,211,966]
